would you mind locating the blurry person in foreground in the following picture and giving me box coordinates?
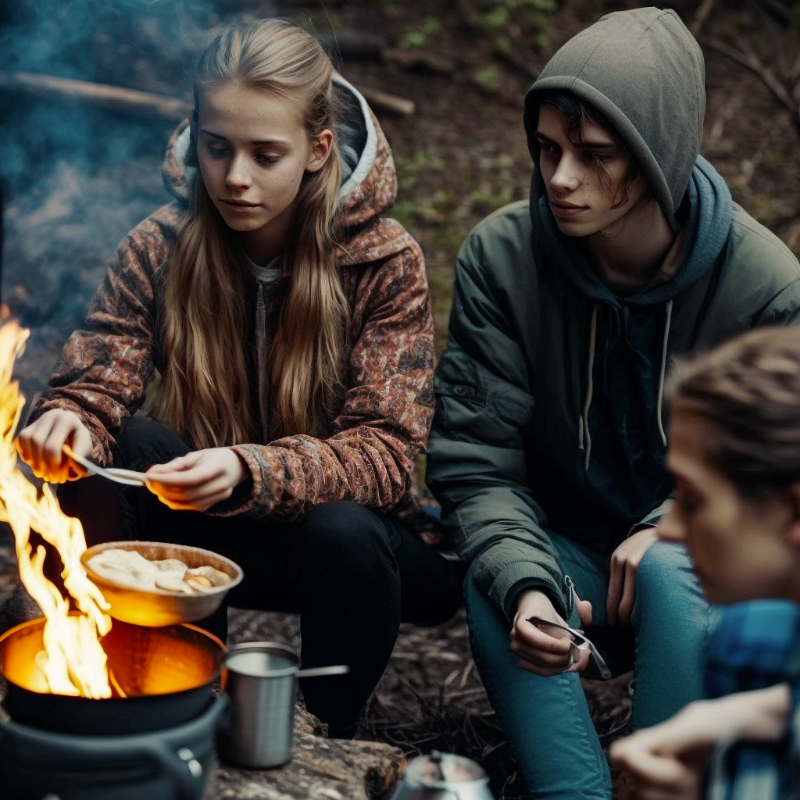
[612,324,800,800]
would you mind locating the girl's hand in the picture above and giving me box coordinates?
[16,409,94,483]
[610,685,791,799]
[511,589,592,676]
[145,448,249,512]
[606,527,659,625]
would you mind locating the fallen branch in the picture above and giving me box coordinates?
[0,69,416,120]
[704,37,800,129]
[690,0,717,36]
[358,84,416,116]
[0,71,188,119]
[384,48,456,75]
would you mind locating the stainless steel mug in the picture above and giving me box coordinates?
[218,642,348,769]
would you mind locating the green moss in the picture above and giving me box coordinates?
[760,152,785,174]
[395,151,445,193]
[480,6,511,29]
[473,64,501,92]
[400,17,442,48]
[469,188,512,215]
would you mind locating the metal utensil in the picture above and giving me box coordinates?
[63,444,150,487]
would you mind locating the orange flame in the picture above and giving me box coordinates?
[0,314,112,698]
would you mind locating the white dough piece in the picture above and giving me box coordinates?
[154,571,194,594]
[153,558,188,575]
[185,565,231,587]
[86,548,232,594]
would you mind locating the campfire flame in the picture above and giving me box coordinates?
[0,313,112,698]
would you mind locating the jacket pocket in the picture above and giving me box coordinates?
[434,347,534,448]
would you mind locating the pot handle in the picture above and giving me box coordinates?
[132,739,203,800]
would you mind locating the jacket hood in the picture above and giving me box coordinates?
[161,74,406,264]
[524,7,706,227]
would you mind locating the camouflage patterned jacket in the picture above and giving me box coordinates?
[34,76,434,523]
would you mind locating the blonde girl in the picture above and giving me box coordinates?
[18,18,462,737]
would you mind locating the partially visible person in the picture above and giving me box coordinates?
[426,6,800,797]
[612,325,800,799]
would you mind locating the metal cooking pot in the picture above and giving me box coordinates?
[0,693,228,800]
[0,615,225,734]
[387,751,495,800]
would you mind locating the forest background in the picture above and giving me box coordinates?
[1,0,799,797]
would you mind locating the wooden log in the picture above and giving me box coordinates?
[0,69,415,120]
[0,71,189,120]
[358,85,416,117]
[215,706,405,800]
[384,48,456,76]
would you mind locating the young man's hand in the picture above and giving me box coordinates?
[17,409,94,483]
[146,448,249,512]
[607,527,659,625]
[511,588,592,676]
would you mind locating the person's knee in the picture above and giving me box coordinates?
[633,539,699,624]
[295,502,396,578]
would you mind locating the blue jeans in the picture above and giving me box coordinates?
[465,530,717,799]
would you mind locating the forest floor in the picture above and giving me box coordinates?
[1,0,799,796]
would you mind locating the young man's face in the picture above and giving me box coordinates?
[658,409,799,604]
[535,105,649,237]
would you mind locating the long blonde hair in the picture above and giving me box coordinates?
[152,19,347,448]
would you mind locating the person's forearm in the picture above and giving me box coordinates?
[668,684,791,754]
[703,683,790,743]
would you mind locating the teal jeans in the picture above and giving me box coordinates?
[465,532,717,799]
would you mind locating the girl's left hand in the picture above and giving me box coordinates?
[145,448,249,512]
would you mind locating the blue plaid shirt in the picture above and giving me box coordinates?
[704,600,800,800]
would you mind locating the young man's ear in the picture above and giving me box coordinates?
[784,482,800,546]
[306,129,334,173]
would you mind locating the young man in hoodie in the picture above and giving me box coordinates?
[426,7,800,797]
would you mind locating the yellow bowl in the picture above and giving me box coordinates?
[81,541,244,627]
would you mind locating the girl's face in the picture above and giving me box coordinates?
[659,408,800,605]
[535,105,650,237]
[197,82,332,263]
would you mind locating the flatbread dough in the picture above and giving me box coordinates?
[86,549,232,595]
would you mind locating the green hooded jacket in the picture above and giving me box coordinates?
[426,7,800,623]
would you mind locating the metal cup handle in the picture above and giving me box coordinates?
[296,665,349,679]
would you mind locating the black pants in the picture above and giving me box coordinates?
[60,418,463,735]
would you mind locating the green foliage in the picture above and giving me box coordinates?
[760,152,785,174]
[469,188,513,215]
[395,151,445,193]
[480,5,511,29]
[473,64,501,92]
[492,36,512,55]
[400,16,442,48]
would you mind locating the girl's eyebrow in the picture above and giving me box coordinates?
[535,131,618,149]
[200,129,288,146]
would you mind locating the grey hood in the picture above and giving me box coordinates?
[524,7,706,227]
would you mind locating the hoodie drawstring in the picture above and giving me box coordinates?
[580,299,673,473]
[580,303,598,472]
[655,299,673,447]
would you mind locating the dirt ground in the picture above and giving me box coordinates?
[1,0,800,797]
